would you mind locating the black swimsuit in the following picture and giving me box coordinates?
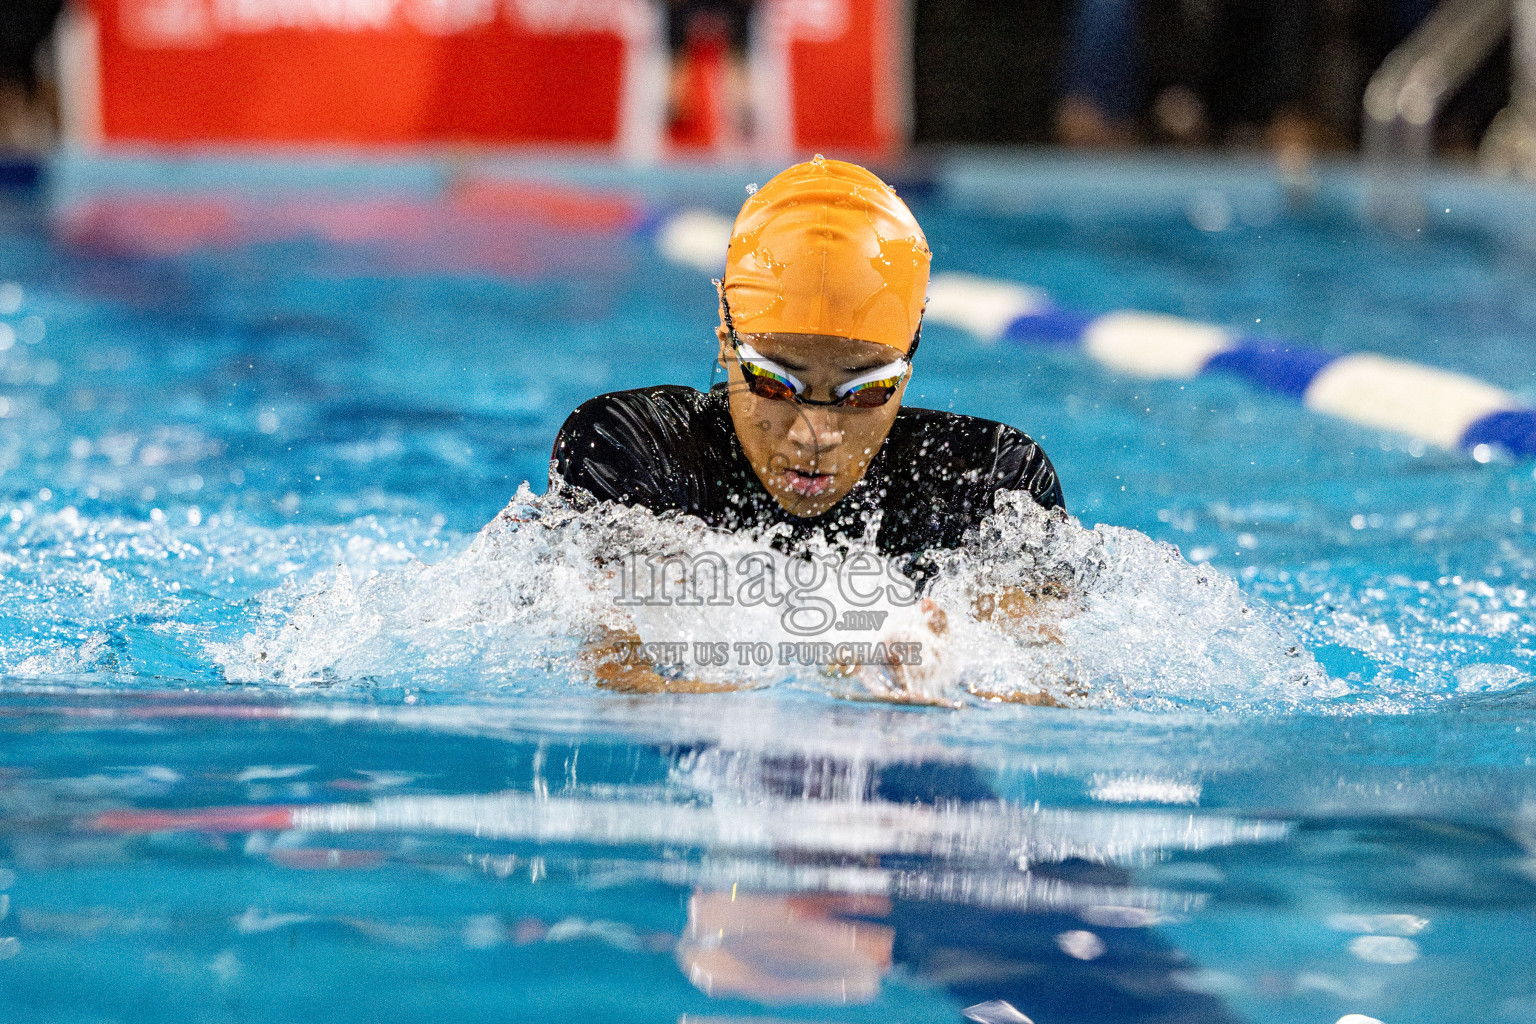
[550,384,1062,560]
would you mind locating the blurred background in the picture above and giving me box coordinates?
[1,0,1533,175]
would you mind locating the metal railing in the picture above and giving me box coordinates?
[1362,0,1511,228]
[1363,0,1510,168]
[1481,0,1536,176]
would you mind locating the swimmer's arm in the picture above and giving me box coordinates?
[578,627,744,695]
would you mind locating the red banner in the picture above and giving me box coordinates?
[79,0,907,156]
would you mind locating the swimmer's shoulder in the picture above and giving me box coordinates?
[888,406,1064,511]
[556,385,727,458]
[552,386,727,506]
[561,385,720,435]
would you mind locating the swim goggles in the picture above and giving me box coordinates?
[716,283,919,409]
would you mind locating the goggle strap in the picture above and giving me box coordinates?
[713,279,739,339]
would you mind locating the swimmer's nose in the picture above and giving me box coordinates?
[786,406,844,453]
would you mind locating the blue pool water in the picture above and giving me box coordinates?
[1,153,1535,1023]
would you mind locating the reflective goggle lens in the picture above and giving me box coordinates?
[739,361,800,402]
[734,342,907,409]
[837,379,903,408]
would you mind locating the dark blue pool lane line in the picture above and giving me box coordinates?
[650,208,1536,461]
[1460,410,1536,456]
[1201,341,1339,400]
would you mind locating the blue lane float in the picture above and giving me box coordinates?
[654,209,1536,462]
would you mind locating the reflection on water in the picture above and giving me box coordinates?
[2,691,1535,1023]
[677,893,895,1004]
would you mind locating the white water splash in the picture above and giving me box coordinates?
[212,485,1336,710]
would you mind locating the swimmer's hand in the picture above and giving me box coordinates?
[830,591,1072,707]
[968,586,1079,705]
[825,599,964,708]
[970,586,1068,645]
[579,627,745,695]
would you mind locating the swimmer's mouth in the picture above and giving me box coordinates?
[782,468,836,497]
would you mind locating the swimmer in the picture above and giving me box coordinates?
[552,158,1066,701]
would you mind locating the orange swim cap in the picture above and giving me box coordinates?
[722,157,930,355]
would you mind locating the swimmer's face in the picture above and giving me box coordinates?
[718,328,910,518]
